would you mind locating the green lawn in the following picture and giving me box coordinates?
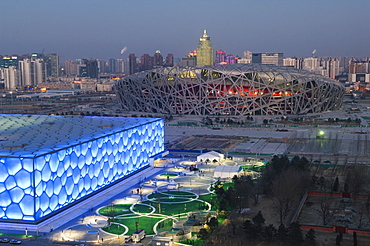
[108,215,172,235]
[159,173,178,177]
[98,204,132,217]
[151,197,192,203]
[142,200,208,216]
[242,164,266,172]
[102,223,126,235]
[132,203,154,213]
[148,191,197,199]
[100,186,212,237]
[0,232,41,238]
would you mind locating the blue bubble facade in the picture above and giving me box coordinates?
[0,115,164,222]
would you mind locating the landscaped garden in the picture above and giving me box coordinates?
[98,190,212,236]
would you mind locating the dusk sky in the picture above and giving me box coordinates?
[1,0,370,62]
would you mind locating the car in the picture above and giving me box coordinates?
[323,160,331,164]
[10,239,22,244]
[0,238,10,243]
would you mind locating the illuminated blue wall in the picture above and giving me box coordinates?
[0,119,164,222]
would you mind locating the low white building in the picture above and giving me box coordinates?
[197,151,224,163]
[213,165,242,179]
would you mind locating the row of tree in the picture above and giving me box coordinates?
[243,211,316,245]
[201,117,254,125]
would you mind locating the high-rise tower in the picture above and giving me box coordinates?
[196,30,214,66]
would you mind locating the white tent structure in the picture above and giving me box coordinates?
[197,151,224,163]
[213,165,242,179]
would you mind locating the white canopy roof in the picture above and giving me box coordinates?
[213,165,241,179]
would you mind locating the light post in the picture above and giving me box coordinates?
[9,91,13,105]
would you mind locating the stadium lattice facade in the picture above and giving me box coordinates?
[116,64,345,115]
[0,115,164,223]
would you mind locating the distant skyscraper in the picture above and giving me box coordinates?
[109,58,117,73]
[252,53,283,66]
[238,51,252,64]
[98,59,107,74]
[19,54,46,87]
[86,59,99,78]
[302,57,319,72]
[283,57,298,67]
[45,53,59,77]
[0,56,18,68]
[141,54,153,71]
[64,60,77,76]
[165,54,174,67]
[129,53,137,75]
[196,30,214,66]
[0,66,18,90]
[182,50,197,67]
[215,50,226,64]
[153,50,163,68]
[225,55,237,64]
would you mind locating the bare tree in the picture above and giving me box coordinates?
[272,169,304,224]
[316,196,335,225]
[346,165,369,202]
[355,202,366,229]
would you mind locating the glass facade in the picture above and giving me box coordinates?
[196,30,214,66]
[0,116,164,222]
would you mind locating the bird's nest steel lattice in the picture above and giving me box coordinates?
[116,64,345,116]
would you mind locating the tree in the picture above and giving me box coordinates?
[277,223,288,242]
[263,119,268,124]
[224,187,236,210]
[233,176,251,212]
[353,231,358,246]
[262,224,276,242]
[288,222,303,245]
[207,217,218,230]
[272,169,304,224]
[242,220,257,239]
[252,211,265,227]
[346,165,369,202]
[317,176,326,191]
[316,196,335,225]
[333,176,339,192]
[336,233,342,245]
[198,228,208,240]
[305,229,316,245]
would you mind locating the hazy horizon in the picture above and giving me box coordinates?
[1,0,370,61]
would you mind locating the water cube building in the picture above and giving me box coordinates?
[0,114,164,223]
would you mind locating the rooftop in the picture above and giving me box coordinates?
[0,114,160,158]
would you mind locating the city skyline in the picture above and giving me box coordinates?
[1,0,370,61]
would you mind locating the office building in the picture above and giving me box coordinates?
[153,50,163,68]
[45,54,59,77]
[252,53,283,66]
[196,30,214,66]
[86,59,99,78]
[129,54,137,75]
[19,55,46,87]
[165,54,174,67]
[215,50,226,64]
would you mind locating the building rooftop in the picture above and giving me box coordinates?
[0,114,160,158]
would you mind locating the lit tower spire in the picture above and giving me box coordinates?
[196,30,214,66]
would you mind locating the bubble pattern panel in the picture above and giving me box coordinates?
[0,119,164,221]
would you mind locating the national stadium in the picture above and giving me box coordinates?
[116,64,345,116]
[0,114,164,223]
